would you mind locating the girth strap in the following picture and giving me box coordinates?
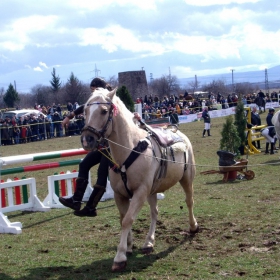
[122,140,149,171]
[110,140,149,198]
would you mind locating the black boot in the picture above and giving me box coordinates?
[74,184,106,217]
[202,129,206,137]
[207,129,211,136]
[59,177,88,211]
[264,143,269,154]
[270,143,275,154]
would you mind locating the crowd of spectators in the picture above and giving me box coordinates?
[0,102,85,146]
[0,90,279,145]
[138,90,279,120]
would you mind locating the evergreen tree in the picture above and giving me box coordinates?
[116,86,135,112]
[220,115,241,155]
[3,83,20,108]
[234,95,247,147]
[65,72,83,104]
[50,68,62,93]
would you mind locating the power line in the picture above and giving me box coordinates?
[90,64,101,78]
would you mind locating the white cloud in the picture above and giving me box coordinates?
[33,67,43,72]
[0,15,58,51]
[39,62,48,69]
[184,0,260,6]
[78,25,166,54]
[68,0,157,10]
[0,54,10,63]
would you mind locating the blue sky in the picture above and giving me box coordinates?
[0,0,279,92]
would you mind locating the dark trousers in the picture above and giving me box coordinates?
[78,149,110,186]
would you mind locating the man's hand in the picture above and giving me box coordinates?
[134,112,141,121]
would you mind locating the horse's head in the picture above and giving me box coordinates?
[81,88,117,151]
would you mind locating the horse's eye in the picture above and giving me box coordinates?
[101,109,107,115]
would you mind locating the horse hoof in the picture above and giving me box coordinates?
[190,225,199,234]
[112,261,127,272]
[142,247,154,255]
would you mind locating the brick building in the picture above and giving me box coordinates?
[118,70,148,101]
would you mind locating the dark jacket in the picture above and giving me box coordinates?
[202,110,211,123]
[251,112,261,126]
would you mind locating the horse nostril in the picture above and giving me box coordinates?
[86,135,94,143]
[80,135,94,144]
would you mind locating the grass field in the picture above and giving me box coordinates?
[0,113,280,280]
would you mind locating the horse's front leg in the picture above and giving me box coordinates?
[112,191,146,272]
[142,193,158,254]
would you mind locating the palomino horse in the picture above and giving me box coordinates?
[81,88,199,272]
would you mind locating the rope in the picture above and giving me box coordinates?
[105,138,280,168]
[98,148,120,168]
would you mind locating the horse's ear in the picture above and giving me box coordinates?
[108,88,117,101]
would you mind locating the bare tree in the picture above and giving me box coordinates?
[202,79,228,96]
[0,87,5,108]
[235,82,256,97]
[188,80,201,94]
[107,75,118,88]
[31,84,52,107]
[149,74,181,99]
[18,93,34,109]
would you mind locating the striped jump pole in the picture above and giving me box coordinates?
[0,159,83,176]
[0,148,88,166]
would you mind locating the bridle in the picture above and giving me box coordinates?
[81,102,114,148]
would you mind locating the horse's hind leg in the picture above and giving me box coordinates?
[142,193,158,254]
[180,176,199,233]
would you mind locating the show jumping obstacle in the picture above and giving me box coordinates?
[0,148,115,234]
[0,177,50,234]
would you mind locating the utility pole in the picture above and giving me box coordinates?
[92,64,100,77]
[195,75,198,90]
[265,68,269,94]
[14,80,17,91]
[230,69,235,93]
[150,73,153,83]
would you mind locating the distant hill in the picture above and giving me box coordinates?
[179,65,280,89]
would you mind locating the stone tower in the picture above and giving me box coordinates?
[118,70,148,101]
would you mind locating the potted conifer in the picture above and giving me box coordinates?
[218,115,241,181]
[234,96,247,155]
